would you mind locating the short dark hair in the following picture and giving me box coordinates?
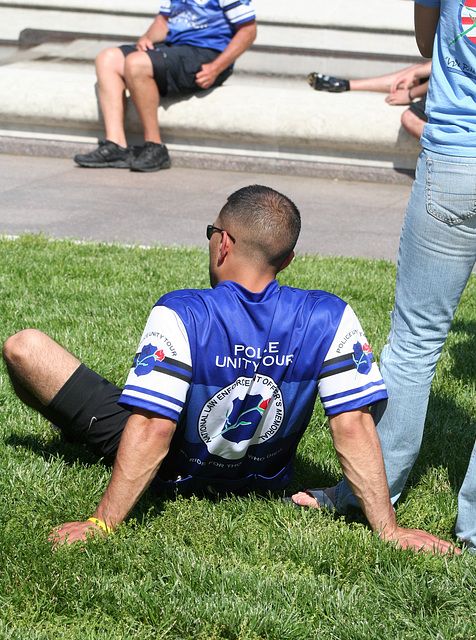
[218,185,301,268]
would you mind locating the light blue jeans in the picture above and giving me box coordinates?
[334,148,476,550]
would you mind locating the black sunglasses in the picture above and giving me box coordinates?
[206,224,236,244]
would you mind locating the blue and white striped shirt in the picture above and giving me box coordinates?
[160,0,256,51]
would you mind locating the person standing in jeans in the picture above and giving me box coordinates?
[294,0,476,553]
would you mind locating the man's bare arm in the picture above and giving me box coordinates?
[415,4,440,58]
[136,14,170,51]
[195,20,257,89]
[329,408,459,554]
[50,409,176,546]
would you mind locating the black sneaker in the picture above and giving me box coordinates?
[74,140,132,168]
[308,72,350,93]
[130,142,171,172]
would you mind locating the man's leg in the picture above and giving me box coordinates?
[3,329,81,411]
[124,50,162,144]
[347,64,426,92]
[74,46,132,168]
[3,329,129,460]
[308,66,415,93]
[123,50,171,172]
[96,46,129,148]
[348,70,403,92]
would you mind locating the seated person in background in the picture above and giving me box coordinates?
[3,184,457,555]
[74,0,256,172]
[307,61,432,140]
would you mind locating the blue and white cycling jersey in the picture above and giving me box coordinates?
[160,0,256,51]
[119,279,387,493]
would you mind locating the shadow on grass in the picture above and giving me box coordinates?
[447,319,476,383]
[5,431,103,467]
[290,454,337,493]
[5,431,175,520]
[5,429,362,528]
[404,318,476,495]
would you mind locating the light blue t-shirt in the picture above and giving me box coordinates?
[160,0,256,52]
[415,0,476,156]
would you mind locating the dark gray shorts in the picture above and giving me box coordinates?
[44,364,130,463]
[409,95,428,122]
[119,43,232,97]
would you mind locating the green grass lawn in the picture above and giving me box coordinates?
[0,235,475,640]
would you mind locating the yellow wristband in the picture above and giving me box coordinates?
[87,517,114,535]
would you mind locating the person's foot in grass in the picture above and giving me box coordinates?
[289,486,335,511]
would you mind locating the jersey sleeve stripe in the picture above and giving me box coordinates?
[123,385,183,405]
[165,356,192,372]
[223,0,253,9]
[120,396,180,422]
[133,353,192,373]
[121,386,184,417]
[321,353,352,366]
[321,352,376,368]
[223,1,256,24]
[318,355,376,380]
[325,390,388,416]
[319,363,357,379]
[131,353,192,383]
[122,384,185,408]
[152,364,192,383]
[159,0,171,15]
[320,379,386,405]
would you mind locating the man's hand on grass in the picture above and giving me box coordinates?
[49,520,106,549]
[290,489,460,556]
[380,526,461,555]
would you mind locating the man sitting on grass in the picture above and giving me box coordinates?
[3,185,457,554]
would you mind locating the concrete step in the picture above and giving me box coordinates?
[5,27,421,80]
[0,0,422,78]
[0,52,420,182]
[0,0,416,33]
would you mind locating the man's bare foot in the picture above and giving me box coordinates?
[290,487,335,510]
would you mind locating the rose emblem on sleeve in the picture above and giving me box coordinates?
[134,344,164,376]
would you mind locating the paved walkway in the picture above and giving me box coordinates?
[0,154,411,261]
